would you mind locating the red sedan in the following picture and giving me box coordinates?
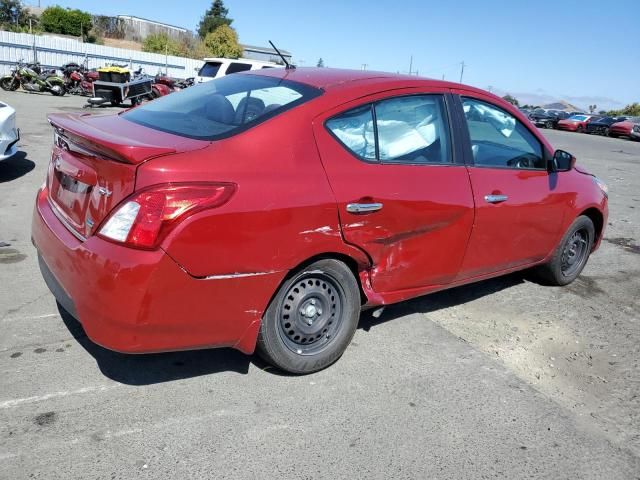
[609,117,640,139]
[32,68,609,373]
[556,114,598,133]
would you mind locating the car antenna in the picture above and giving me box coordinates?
[269,40,295,70]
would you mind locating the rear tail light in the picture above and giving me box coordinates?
[98,183,235,249]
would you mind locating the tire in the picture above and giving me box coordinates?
[0,77,18,91]
[603,128,610,137]
[534,216,595,286]
[256,259,361,374]
[545,121,553,129]
[576,125,584,133]
[50,86,65,96]
[110,100,119,107]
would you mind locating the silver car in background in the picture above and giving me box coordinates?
[0,101,19,161]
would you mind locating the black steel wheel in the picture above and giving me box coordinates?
[534,215,595,286]
[257,259,361,374]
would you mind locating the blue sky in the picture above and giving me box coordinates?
[30,0,638,109]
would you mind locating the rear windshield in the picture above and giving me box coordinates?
[123,74,322,140]
[569,115,588,121]
[198,61,222,78]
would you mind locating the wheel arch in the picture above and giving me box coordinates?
[579,207,604,245]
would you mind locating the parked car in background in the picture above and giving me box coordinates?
[195,58,279,83]
[631,123,640,141]
[609,117,640,139]
[32,68,609,374]
[530,109,571,129]
[585,116,627,136]
[557,114,600,133]
[0,101,19,161]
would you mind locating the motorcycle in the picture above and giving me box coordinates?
[1,60,66,96]
[62,62,98,96]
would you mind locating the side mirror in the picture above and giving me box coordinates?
[549,149,576,172]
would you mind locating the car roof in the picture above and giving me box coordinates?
[246,66,480,93]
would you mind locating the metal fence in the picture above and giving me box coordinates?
[0,31,203,79]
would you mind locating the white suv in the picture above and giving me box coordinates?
[195,58,280,84]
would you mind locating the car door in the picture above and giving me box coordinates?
[452,92,566,279]
[313,89,475,293]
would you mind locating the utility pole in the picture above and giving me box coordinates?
[459,61,465,83]
[408,55,413,75]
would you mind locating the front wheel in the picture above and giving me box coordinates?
[257,259,361,374]
[545,121,553,129]
[0,77,19,91]
[534,216,595,286]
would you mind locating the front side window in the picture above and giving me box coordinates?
[462,97,545,170]
[198,62,222,78]
[326,94,451,164]
[124,74,321,140]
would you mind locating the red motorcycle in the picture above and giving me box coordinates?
[62,62,98,96]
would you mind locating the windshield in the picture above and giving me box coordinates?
[124,74,322,140]
[568,115,588,121]
[198,62,222,78]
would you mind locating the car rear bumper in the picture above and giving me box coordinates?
[32,186,284,354]
[557,124,578,131]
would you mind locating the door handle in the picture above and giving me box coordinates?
[484,194,508,204]
[346,202,383,213]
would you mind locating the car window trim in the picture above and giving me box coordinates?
[324,91,460,167]
[454,94,548,172]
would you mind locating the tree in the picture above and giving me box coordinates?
[0,0,36,30]
[40,6,92,38]
[502,94,519,107]
[607,102,640,117]
[202,24,242,58]
[316,58,325,68]
[588,104,597,113]
[198,0,232,38]
[142,33,191,57]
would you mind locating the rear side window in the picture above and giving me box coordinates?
[325,105,376,160]
[124,74,321,140]
[226,62,252,74]
[326,94,451,164]
[198,62,222,78]
[462,97,545,169]
[375,95,450,164]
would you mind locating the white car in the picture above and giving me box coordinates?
[0,101,19,161]
[195,58,280,84]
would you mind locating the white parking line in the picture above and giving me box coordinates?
[1,313,59,323]
[0,385,122,409]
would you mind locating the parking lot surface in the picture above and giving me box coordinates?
[1,91,639,479]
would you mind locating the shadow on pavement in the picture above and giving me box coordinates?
[359,271,528,331]
[57,303,252,385]
[0,151,35,182]
[57,271,530,383]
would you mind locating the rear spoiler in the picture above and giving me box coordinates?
[48,113,177,164]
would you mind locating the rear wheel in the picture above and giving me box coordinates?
[545,121,553,129]
[576,125,584,133]
[534,216,595,286]
[257,259,361,374]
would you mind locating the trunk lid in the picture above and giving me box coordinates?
[46,112,209,239]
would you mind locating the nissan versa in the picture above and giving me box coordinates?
[32,68,609,374]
